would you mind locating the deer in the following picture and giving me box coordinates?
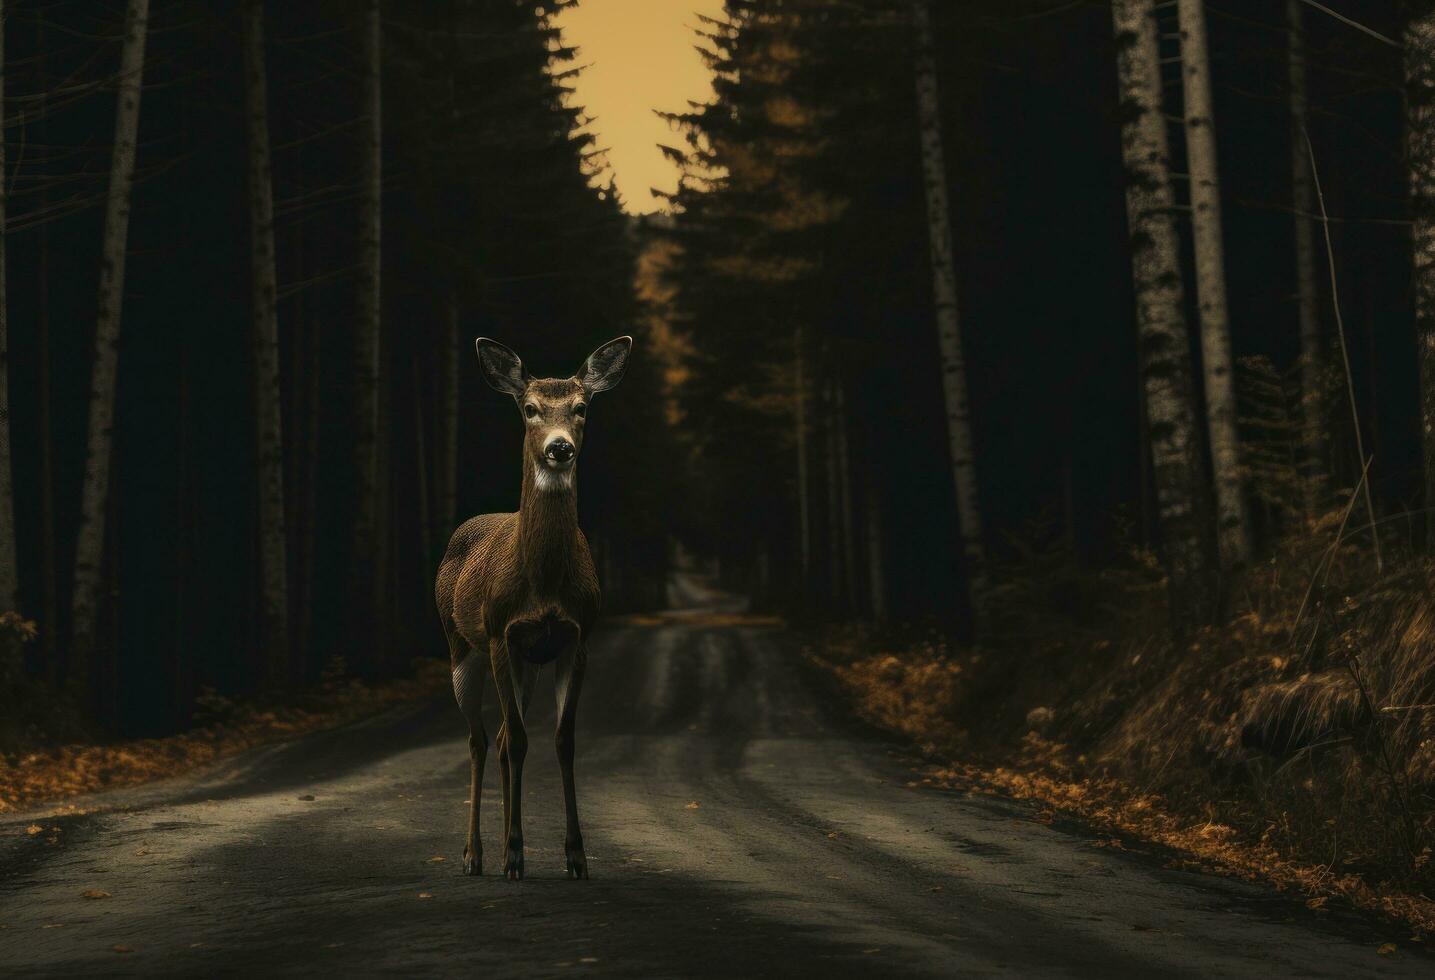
[435,335,632,881]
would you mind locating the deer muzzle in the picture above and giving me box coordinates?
[544,436,575,465]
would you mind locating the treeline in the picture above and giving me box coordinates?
[0,0,674,739]
[657,0,1421,632]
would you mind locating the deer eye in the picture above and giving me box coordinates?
[573,402,587,418]
[524,403,539,419]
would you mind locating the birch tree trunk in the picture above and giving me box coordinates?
[243,0,289,687]
[70,0,150,696]
[0,1,15,616]
[1406,4,1435,550]
[1288,0,1326,517]
[1178,0,1250,571]
[1112,0,1217,629]
[352,0,382,656]
[912,0,988,615]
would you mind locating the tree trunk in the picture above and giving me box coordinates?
[0,1,15,616]
[352,0,383,663]
[1178,0,1250,571]
[1288,0,1326,517]
[243,0,289,687]
[1112,0,1217,630]
[36,11,58,678]
[794,322,811,587]
[1407,4,1435,550]
[865,463,887,622]
[413,360,432,581]
[824,377,844,609]
[912,0,988,617]
[435,284,460,553]
[835,374,859,609]
[295,286,320,683]
[70,0,150,699]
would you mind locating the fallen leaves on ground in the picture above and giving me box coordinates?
[684,801,700,810]
[0,659,448,813]
[425,855,445,864]
[80,890,110,900]
[808,640,1435,938]
[111,945,133,954]
[417,892,434,900]
[1378,943,1397,955]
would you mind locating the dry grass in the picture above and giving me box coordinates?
[807,520,1435,936]
[0,658,449,814]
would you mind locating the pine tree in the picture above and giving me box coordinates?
[1287,0,1326,516]
[243,0,289,685]
[0,0,15,617]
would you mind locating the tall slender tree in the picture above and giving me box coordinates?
[1178,0,1249,570]
[912,0,988,616]
[35,13,58,673]
[1288,0,1326,517]
[835,374,858,609]
[1407,2,1435,548]
[1112,0,1216,628]
[243,0,289,685]
[0,0,15,618]
[794,323,812,585]
[352,0,383,658]
[70,0,151,698]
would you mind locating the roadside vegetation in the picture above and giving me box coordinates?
[810,514,1435,935]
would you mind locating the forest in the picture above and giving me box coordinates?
[0,0,674,739]
[5,0,1435,943]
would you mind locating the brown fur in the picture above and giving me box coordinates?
[436,339,629,881]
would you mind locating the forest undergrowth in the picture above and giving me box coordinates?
[0,648,448,814]
[809,509,1435,936]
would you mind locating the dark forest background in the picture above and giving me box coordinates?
[656,0,1415,623]
[0,0,1427,744]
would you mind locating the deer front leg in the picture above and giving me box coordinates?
[493,644,538,881]
[555,644,588,879]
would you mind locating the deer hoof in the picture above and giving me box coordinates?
[504,844,524,881]
[462,846,482,876]
[565,843,589,880]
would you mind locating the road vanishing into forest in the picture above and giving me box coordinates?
[1,575,1429,978]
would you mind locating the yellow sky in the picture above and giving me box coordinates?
[554,0,727,213]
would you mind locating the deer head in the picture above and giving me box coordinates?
[475,336,633,493]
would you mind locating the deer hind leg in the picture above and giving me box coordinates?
[555,643,588,879]
[492,641,538,881]
[451,636,488,876]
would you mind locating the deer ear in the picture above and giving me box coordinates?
[475,337,528,397]
[576,336,632,394]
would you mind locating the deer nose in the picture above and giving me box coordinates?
[545,439,575,463]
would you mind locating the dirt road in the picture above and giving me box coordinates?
[1,584,1427,977]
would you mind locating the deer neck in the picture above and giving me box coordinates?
[518,459,579,593]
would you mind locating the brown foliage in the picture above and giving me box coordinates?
[808,520,1435,935]
[0,658,448,813]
